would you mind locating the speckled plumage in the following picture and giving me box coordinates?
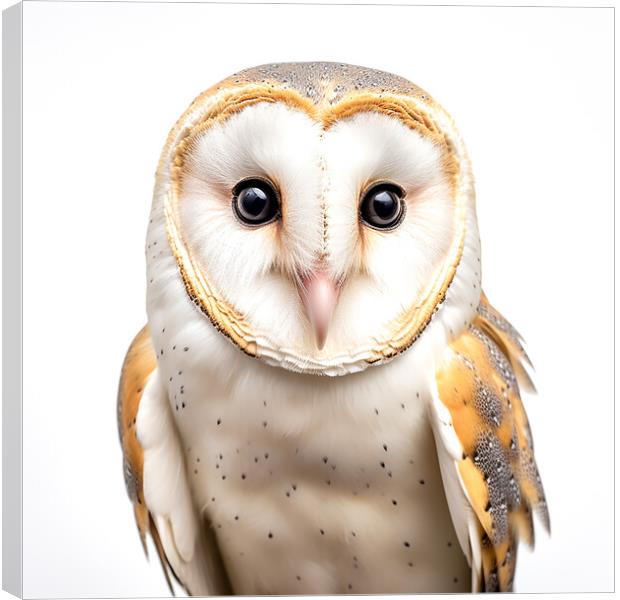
[220,62,429,107]
[118,62,548,594]
[433,297,549,591]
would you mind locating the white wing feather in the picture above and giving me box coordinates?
[137,369,230,595]
[428,385,482,593]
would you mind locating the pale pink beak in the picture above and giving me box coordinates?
[297,270,341,350]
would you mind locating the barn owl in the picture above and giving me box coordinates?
[117,62,548,595]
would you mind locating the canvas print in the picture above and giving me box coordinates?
[3,2,613,598]
[116,61,549,594]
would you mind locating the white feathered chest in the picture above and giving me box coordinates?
[149,317,469,594]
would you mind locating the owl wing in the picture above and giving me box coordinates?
[117,326,231,596]
[430,295,549,592]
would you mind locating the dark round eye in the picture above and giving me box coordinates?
[232,178,280,226]
[360,183,406,230]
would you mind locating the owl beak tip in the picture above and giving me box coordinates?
[315,326,328,351]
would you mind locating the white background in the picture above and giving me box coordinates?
[9,1,615,597]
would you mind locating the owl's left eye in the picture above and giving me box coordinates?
[360,182,406,230]
[232,178,280,226]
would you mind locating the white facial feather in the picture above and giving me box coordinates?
[176,102,458,363]
[182,103,323,277]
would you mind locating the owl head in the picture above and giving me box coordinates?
[148,62,481,376]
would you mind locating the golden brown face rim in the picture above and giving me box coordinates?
[162,83,467,368]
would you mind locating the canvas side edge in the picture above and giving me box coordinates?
[2,2,23,598]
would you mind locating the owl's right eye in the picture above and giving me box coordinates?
[232,178,280,226]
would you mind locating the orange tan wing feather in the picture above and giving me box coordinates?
[117,325,176,593]
[434,296,549,592]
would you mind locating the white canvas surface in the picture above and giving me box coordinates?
[7,2,614,596]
